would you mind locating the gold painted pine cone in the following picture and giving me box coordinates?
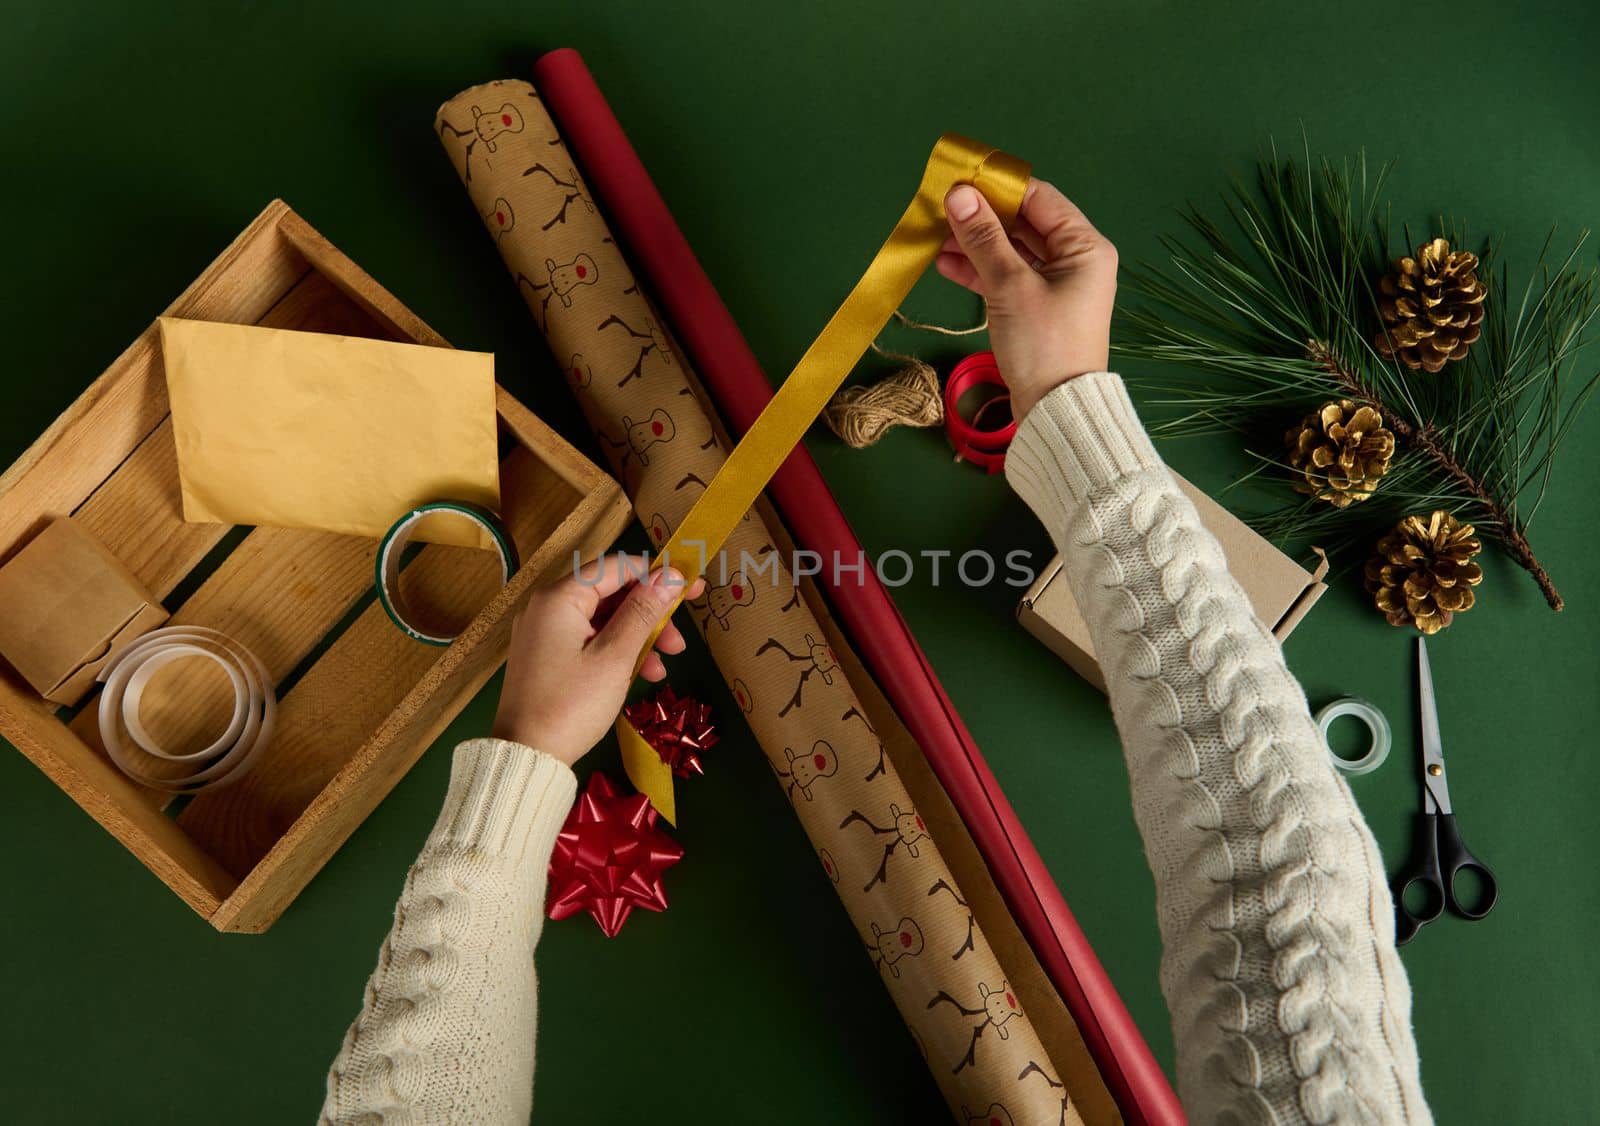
[1374,237,1488,373]
[1285,399,1395,507]
[1364,510,1483,634]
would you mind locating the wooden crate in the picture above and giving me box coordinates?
[0,200,633,932]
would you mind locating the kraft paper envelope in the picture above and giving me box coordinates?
[160,318,500,547]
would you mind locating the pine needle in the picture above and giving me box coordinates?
[1115,137,1600,612]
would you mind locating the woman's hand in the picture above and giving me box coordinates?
[491,553,705,766]
[936,178,1118,420]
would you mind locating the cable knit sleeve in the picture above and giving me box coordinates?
[1006,372,1431,1125]
[320,738,576,1125]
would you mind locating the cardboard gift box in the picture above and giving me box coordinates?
[1018,469,1328,691]
[0,516,169,705]
[0,201,632,932]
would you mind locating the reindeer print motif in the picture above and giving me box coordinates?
[735,539,798,612]
[600,313,674,387]
[842,705,887,782]
[838,802,928,891]
[892,804,928,854]
[516,253,597,327]
[485,197,514,240]
[818,847,839,884]
[927,879,976,959]
[566,353,593,390]
[962,1104,1014,1126]
[774,740,838,802]
[699,571,754,632]
[1017,1061,1074,1126]
[754,632,838,716]
[730,678,754,715]
[643,512,671,547]
[623,410,674,461]
[521,162,594,229]
[438,102,524,181]
[928,980,1023,1074]
[866,916,924,979]
[547,254,598,307]
[597,409,674,471]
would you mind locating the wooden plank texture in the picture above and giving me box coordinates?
[66,525,381,792]
[179,448,588,878]
[210,479,631,933]
[64,267,434,807]
[67,418,211,601]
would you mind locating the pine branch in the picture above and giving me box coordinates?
[1304,339,1563,609]
[1116,139,1600,612]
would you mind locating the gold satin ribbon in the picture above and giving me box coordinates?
[623,134,1030,817]
[618,714,679,823]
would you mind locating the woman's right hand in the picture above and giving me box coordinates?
[936,178,1119,420]
[491,554,703,766]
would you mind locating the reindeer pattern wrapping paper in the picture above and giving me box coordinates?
[438,80,1086,1125]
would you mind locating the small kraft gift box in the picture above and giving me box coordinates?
[1018,469,1328,691]
[0,516,168,706]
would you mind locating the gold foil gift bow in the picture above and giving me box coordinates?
[438,82,1092,1125]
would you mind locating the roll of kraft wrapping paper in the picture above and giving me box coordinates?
[532,48,1181,1126]
[439,82,1083,1124]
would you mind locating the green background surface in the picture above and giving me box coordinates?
[2,2,1597,1122]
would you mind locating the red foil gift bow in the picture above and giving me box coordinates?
[532,48,1182,1125]
[547,771,685,937]
[622,687,717,779]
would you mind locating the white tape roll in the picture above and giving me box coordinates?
[1315,697,1392,776]
[96,626,276,793]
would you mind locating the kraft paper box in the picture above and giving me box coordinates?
[1018,470,1328,692]
[0,517,168,705]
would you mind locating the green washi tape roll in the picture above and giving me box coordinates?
[376,502,519,646]
[1315,696,1392,776]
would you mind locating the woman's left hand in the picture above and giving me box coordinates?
[491,553,704,765]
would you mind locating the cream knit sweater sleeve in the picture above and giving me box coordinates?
[320,738,575,1125]
[1006,373,1431,1125]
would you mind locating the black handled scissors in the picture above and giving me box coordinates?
[1391,636,1499,945]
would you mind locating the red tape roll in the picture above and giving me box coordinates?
[944,351,1016,474]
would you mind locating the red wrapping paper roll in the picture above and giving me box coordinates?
[533,48,1183,1126]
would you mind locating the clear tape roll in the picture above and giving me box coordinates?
[1314,696,1391,776]
[96,626,276,793]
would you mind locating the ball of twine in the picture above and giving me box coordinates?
[822,358,942,447]
[821,310,987,449]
